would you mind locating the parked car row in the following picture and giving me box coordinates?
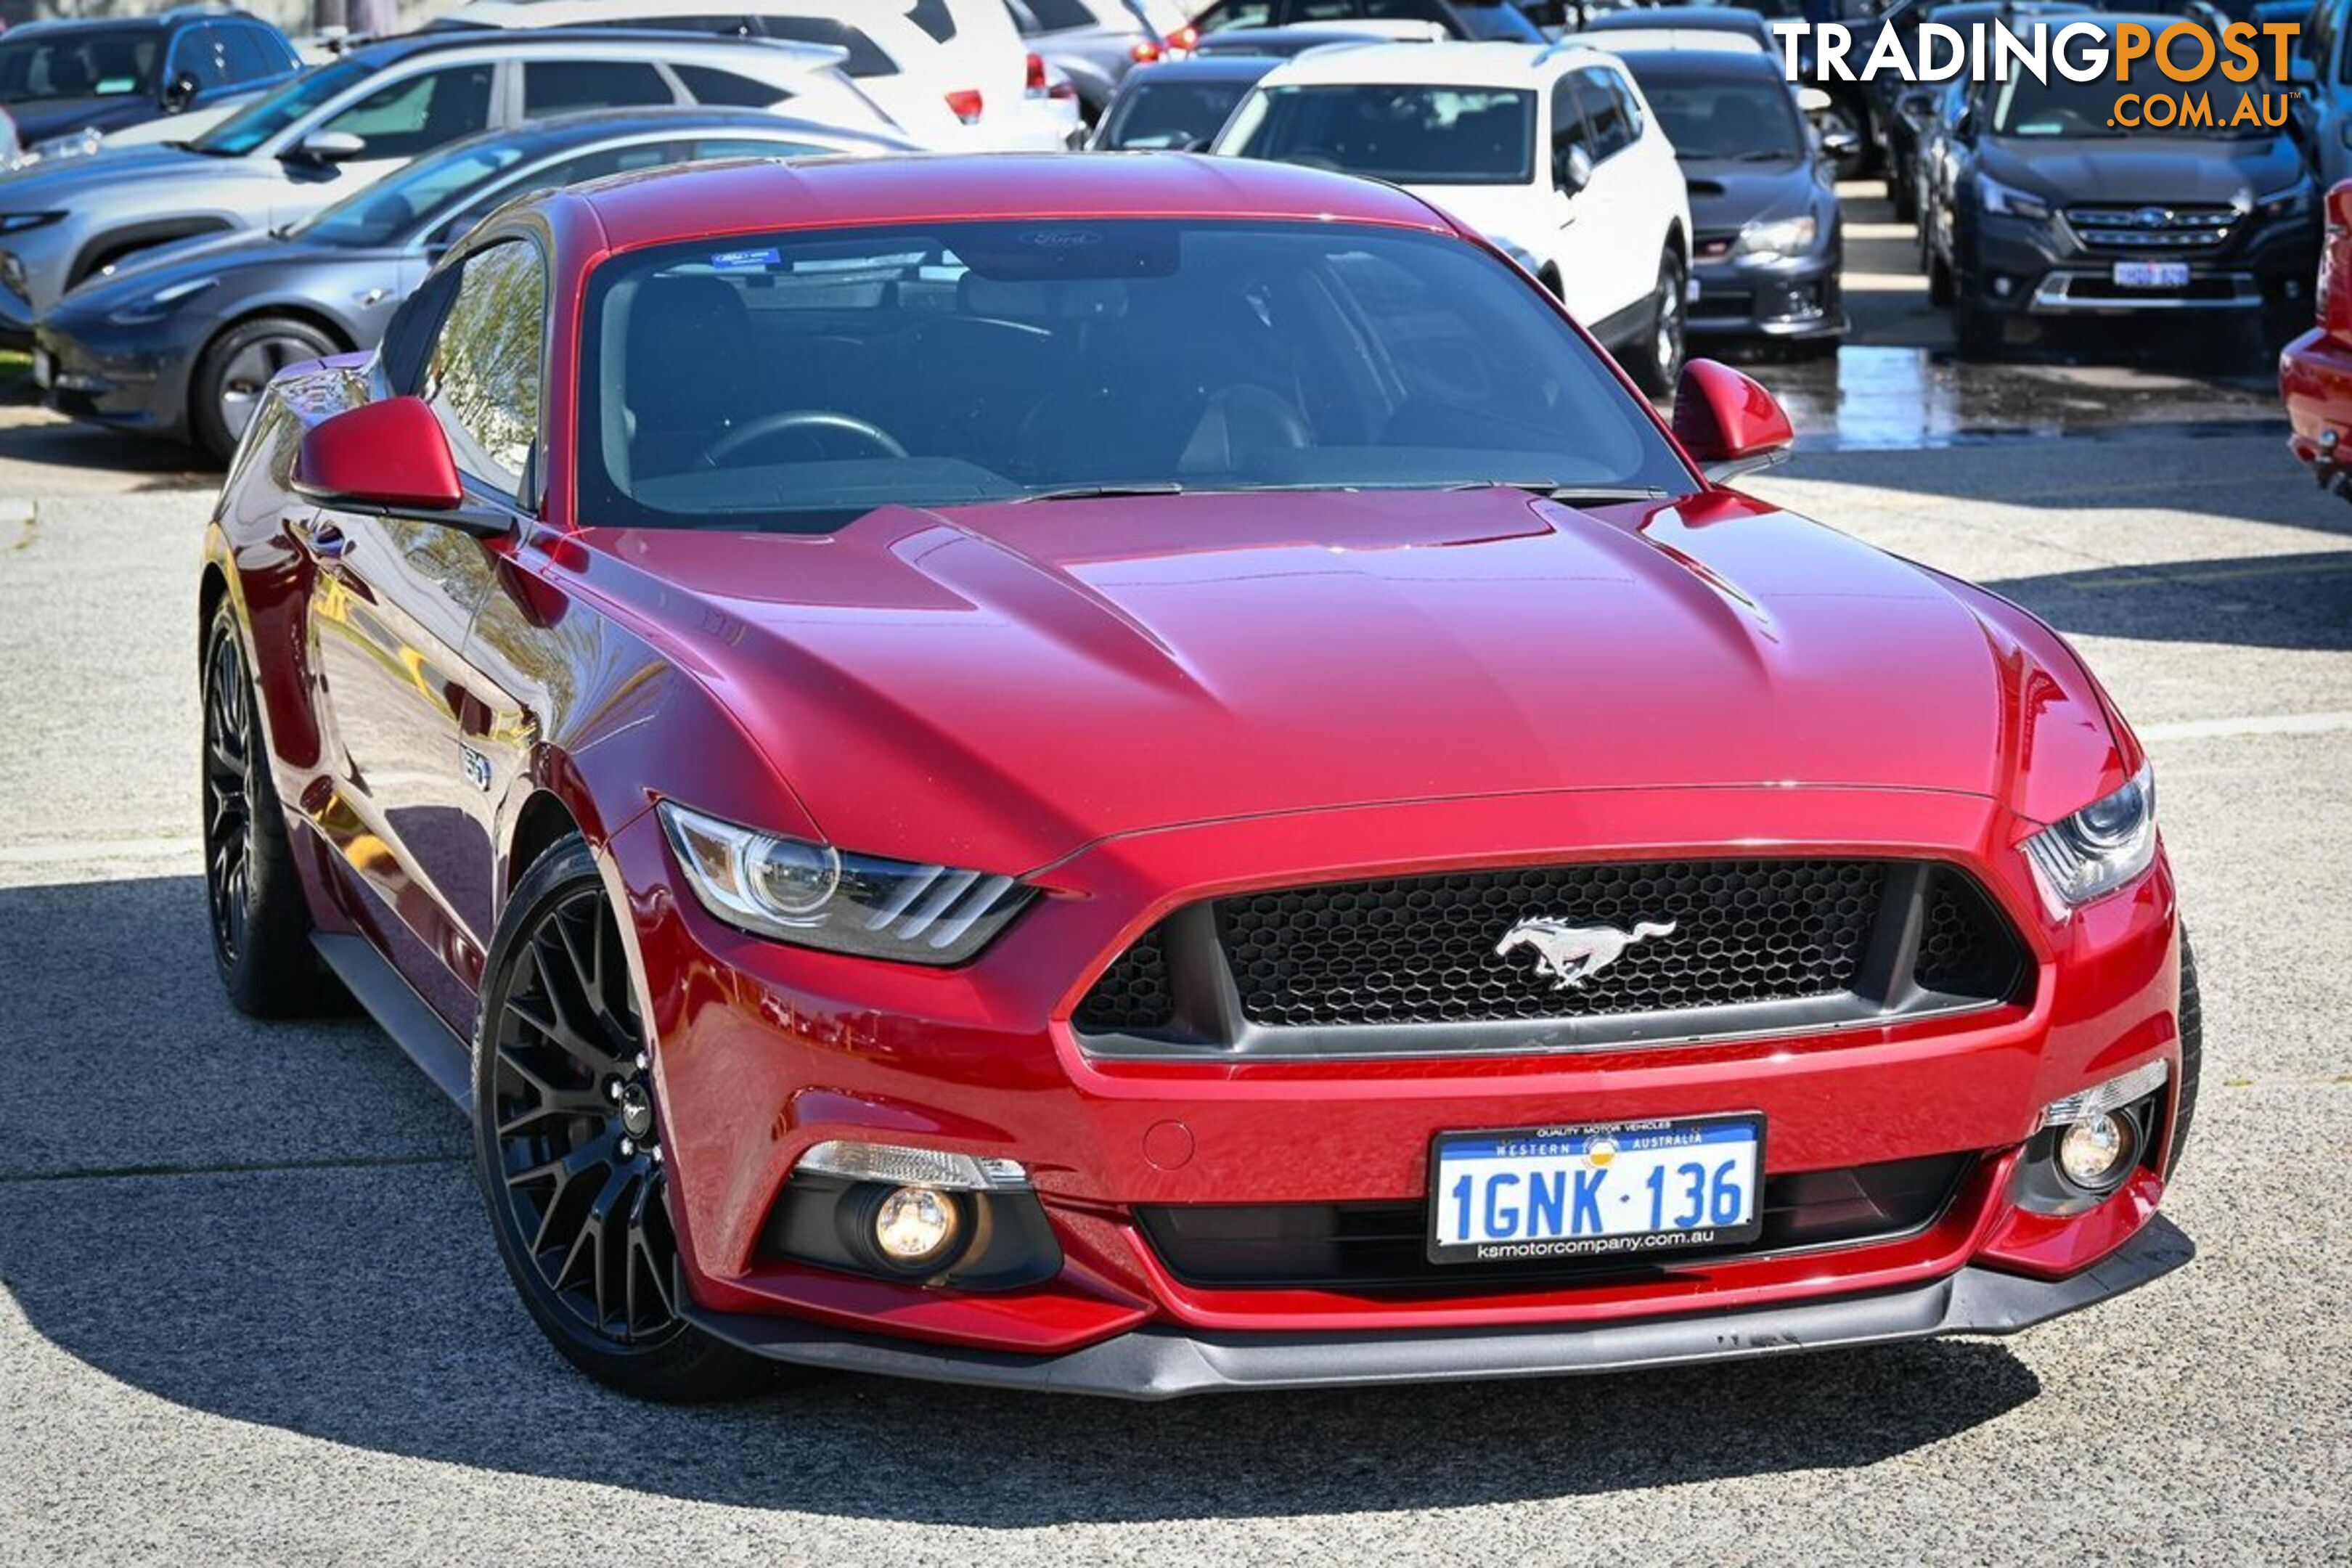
[1863,4,2321,356]
[10,0,1849,467]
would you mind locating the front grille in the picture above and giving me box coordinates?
[1074,859,2029,1059]
[1136,1152,1975,1290]
[2065,203,2237,251]
[1224,859,1879,1029]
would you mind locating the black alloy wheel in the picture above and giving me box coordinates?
[1626,248,1688,398]
[474,837,766,1400]
[200,599,343,1016]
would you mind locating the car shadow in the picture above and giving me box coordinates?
[1980,550,2352,653]
[0,875,2043,1524]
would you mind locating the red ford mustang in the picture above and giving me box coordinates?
[200,152,2196,1400]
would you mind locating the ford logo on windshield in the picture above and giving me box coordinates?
[1024,229,1106,248]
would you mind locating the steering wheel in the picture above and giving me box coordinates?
[700,409,908,469]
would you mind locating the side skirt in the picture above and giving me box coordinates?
[313,932,474,1114]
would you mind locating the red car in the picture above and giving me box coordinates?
[2282,180,2352,494]
[200,153,2196,1400]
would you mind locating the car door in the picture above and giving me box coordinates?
[1544,68,1614,327]
[1559,64,1653,331]
[306,60,501,189]
[301,240,546,999]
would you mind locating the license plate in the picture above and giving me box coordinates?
[1428,1114,1763,1265]
[30,346,50,389]
[2112,261,2189,290]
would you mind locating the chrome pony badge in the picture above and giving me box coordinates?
[1494,918,1677,991]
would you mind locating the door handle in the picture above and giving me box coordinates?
[292,517,351,563]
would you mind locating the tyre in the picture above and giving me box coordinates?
[1624,248,1687,399]
[2170,930,2202,1175]
[201,598,345,1018]
[473,836,771,1401]
[1952,293,2004,359]
[191,316,340,467]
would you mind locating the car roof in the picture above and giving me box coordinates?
[1580,28,1771,55]
[1601,41,1788,76]
[445,104,907,160]
[568,150,1454,254]
[1125,54,1287,83]
[349,23,846,68]
[1259,39,1604,89]
[1580,7,1772,32]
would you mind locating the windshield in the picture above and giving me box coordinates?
[1991,29,2278,136]
[0,25,160,105]
[1450,1,1546,41]
[1099,78,1254,149]
[291,141,528,247]
[194,58,371,156]
[1643,75,1808,159]
[1225,85,1535,184]
[577,219,1691,532]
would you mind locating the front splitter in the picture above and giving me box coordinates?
[680,1213,2194,1400]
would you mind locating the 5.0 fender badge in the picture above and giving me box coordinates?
[1495,918,1676,990]
[457,743,493,793]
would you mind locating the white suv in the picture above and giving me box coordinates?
[438,0,1067,149]
[1213,41,1692,393]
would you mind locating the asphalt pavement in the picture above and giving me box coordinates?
[1,189,2348,1565]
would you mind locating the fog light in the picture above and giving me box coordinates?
[2058,1112,2135,1190]
[873,1184,961,1265]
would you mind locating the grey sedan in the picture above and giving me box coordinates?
[34,107,913,462]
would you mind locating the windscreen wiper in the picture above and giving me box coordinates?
[1451,482,1674,505]
[1016,482,1185,503]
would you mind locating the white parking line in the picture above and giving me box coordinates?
[2141,711,2352,741]
[0,836,203,865]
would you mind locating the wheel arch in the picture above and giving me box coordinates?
[68,216,237,290]
[188,305,357,404]
[506,788,584,897]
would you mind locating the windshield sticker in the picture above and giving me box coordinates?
[709,247,781,272]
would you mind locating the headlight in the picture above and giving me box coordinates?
[657,801,1034,964]
[2255,181,2314,221]
[1732,213,1819,261]
[2022,764,2157,915]
[0,211,66,236]
[9,129,104,170]
[1977,176,2051,221]
[105,276,218,325]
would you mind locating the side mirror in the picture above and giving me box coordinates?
[1952,102,1977,144]
[1671,359,1795,483]
[1555,142,1594,195]
[295,130,367,163]
[294,397,505,535]
[162,73,199,112]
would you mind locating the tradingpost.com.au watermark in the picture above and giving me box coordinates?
[1776,19,2303,131]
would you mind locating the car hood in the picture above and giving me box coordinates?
[1979,132,2302,205]
[585,489,2122,873]
[1681,157,1821,232]
[5,97,159,144]
[0,142,263,203]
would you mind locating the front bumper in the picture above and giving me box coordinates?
[687,1211,2191,1398]
[604,782,2191,1392]
[1964,207,2319,319]
[31,311,192,438]
[1688,247,1845,341]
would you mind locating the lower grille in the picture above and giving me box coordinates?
[1136,1153,1975,1290]
[1075,858,2030,1059]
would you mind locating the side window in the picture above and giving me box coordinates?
[420,242,546,501]
[907,0,960,42]
[1296,0,1365,19]
[1021,0,1100,28]
[171,24,235,89]
[219,25,286,84]
[1573,67,1633,159]
[379,267,459,396]
[1196,0,1277,32]
[1551,75,1593,167]
[322,65,496,160]
[1606,68,1644,142]
[1360,0,1450,24]
[673,64,788,107]
[523,60,678,115]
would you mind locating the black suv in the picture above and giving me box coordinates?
[1925,13,2319,356]
[0,7,301,158]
